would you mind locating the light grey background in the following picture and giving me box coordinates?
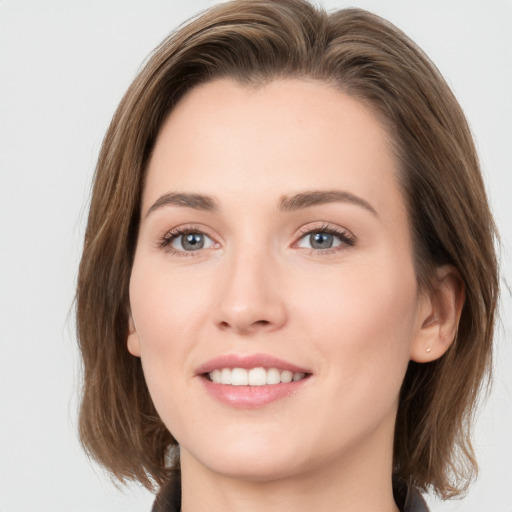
[0,1,510,510]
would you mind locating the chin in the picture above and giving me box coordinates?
[181,433,310,482]
[202,456,305,483]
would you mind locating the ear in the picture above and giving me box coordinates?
[410,265,465,363]
[127,314,141,357]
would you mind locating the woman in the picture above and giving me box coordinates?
[76,1,498,511]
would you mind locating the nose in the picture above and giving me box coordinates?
[213,248,288,335]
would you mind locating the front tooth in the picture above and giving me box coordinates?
[267,368,281,385]
[293,372,305,382]
[248,367,267,386]
[280,370,293,383]
[231,368,249,385]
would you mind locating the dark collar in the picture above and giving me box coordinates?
[394,479,430,512]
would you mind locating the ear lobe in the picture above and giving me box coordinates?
[410,265,465,363]
[127,315,141,357]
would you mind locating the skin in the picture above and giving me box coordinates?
[127,79,463,512]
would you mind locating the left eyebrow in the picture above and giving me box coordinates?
[278,190,378,217]
[145,192,220,218]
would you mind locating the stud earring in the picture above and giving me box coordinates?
[426,346,432,353]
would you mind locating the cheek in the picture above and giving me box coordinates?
[129,286,201,438]
[128,259,208,403]
[295,258,418,382]
[288,262,418,443]
[129,257,210,347]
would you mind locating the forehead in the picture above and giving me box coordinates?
[144,78,404,221]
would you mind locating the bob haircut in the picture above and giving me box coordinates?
[76,0,498,499]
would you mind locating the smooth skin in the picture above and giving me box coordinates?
[127,79,464,512]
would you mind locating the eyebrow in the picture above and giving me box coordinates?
[278,190,378,216]
[146,189,377,217]
[146,192,219,217]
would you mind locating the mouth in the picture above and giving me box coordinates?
[206,367,308,386]
[197,354,312,407]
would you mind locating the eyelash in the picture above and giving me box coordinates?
[295,223,356,254]
[158,223,356,256]
[158,225,216,256]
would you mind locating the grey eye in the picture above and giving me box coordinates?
[172,233,214,251]
[310,232,334,249]
[297,230,344,250]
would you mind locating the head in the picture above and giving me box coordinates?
[76,0,498,498]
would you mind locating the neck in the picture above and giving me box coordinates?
[179,415,400,512]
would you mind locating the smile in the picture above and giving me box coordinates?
[197,354,311,407]
[208,367,307,386]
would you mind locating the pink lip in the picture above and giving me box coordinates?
[196,353,310,374]
[196,353,312,409]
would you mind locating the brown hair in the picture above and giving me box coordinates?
[76,0,498,498]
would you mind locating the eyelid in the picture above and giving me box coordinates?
[293,222,356,252]
[156,221,355,256]
[158,224,220,255]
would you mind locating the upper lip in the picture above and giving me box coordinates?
[196,353,311,375]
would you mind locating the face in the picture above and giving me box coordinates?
[128,78,431,482]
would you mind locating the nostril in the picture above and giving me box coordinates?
[254,320,270,326]
[217,318,272,332]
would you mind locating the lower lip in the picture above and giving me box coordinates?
[200,376,309,408]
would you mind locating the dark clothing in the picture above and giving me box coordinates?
[393,479,430,512]
[152,476,429,512]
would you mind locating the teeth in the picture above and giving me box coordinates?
[220,368,232,384]
[208,367,306,386]
[280,370,293,383]
[231,368,248,386]
[248,367,267,386]
[267,367,281,385]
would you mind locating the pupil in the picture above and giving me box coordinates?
[182,233,204,251]
[310,232,333,249]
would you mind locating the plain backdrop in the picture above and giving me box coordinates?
[0,1,511,510]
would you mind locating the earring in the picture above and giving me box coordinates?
[426,346,432,353]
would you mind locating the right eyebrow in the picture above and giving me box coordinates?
[145,192,219,218]
[278,190,378,217]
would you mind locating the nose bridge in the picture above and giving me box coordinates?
[214,237,287,334]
